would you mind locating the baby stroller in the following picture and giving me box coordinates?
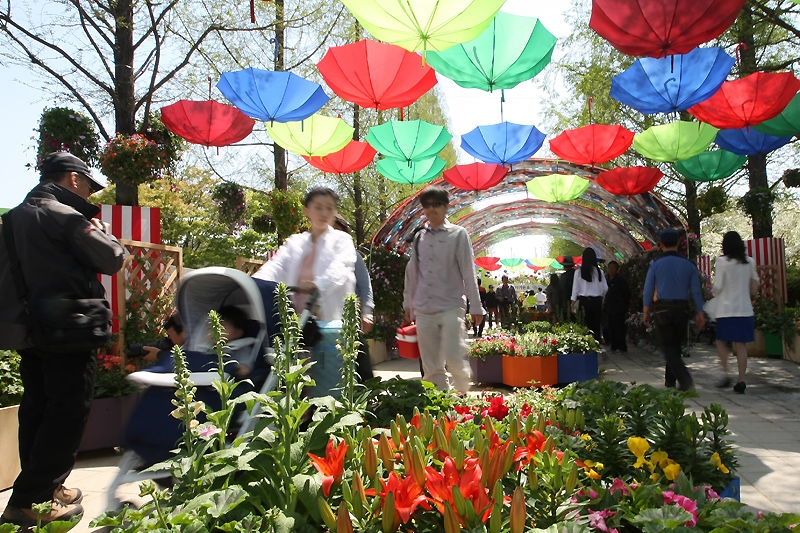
[107,267,272,508]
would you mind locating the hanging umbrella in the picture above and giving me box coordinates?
[714,128,792,156]
[366,120,452,163]
[596,166,664,196]
[549,124,634,167]
[217,68,329,123]
[528,257,555,267]
[266,114,354,157]
[481,263,503,271]
[673,149,747,182]
[302,140,377,175]
[526,174,591,202]
[609,47,735,114]
[500,258,525,268]
[753,93,800,137]
[426,12,557,91]
[160,100,255,147]
[442,163,508,191]
[633,122,719,162]
[525,263,546,272]
[589,0,747,58]
[475,256,501,269]
[461,122,546,165]
[688,72,800,130]
[376,156,446,184]
[317,40,437,110]
[339,0,506,54]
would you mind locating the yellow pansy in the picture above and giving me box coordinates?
[627,437,650,458]
[663,463,682,481]
[634,456,651,469]
[587,469,602,480]
[651,450,669,469]
[650,472,660,483]
[580,433,592,442]
[710,452,730,474]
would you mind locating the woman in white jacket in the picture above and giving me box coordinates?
[712,231,759,393]
[253,187,356,320]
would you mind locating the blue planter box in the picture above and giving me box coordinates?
[720,476,741,502]
[470,353,504,385]
[557,352,599,384]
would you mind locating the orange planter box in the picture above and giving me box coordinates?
[502,355,558,388]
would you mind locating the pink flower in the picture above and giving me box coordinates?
[704,485,719,501]
[588,509,615,532]
[610,478,629,496]
[199,425,222,438]
[663,492,698,527]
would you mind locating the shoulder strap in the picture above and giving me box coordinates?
[1,210,30,304]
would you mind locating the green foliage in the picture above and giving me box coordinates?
[696,186,728,219]
[0,350,23,407]
[364,244,409,346]
[212,182,248,234]
[782,168,800,188]
[364,378,445,428]
[265,189,308,241]
[753,295,799,347]
[122,290,173,348]
[93,354,139,399]
[37,107,100,166]
[737,187,777,228]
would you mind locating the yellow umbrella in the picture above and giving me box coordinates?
[266,114,354,157]
[525,174,590,203]
[632,122,719,163]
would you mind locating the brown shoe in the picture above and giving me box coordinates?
[54,485,83,505]
[0,500,84,528]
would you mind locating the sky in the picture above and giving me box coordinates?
[0,0,571,260]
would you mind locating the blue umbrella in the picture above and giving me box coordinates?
[217,68,329,123]
[460,122,546,165]
[610,47,735,115]
[714,128,792,156]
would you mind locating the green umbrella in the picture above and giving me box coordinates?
[266,114,354,157]
[376,156,446,184]
[525,174,590,202]
[673,149,747,182]
[426,12,557,91]
[753,93,800,137]
[633,122,718,163]
[499,258,525,267]
[366,120,452,163]
[339,0,506,54]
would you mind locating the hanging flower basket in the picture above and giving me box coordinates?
[37,107,100,166]
[99,133,170,186]
[695,185,728,219]
[212,182,247,233]
[737,187,777,228]
[782,168,800,188]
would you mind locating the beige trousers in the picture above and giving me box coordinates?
[415,308,472,392]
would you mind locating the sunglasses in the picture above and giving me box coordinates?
[421,201,446,209]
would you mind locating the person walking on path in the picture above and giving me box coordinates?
[535,288,547,312]
[485,284,499,329]
[643,228,706,391]
[571,248,608,344]
[604,260,631,353]
[473,278,487,338]
[0,153,124,528]
[711,231,759,394]
[559,257,577,319]
[496,275,517,323]
[546,273,563,316]
[403,186,484,392]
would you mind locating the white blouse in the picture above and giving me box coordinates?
[711,255,759,318]
[571,268,608,300]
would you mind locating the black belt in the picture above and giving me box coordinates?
[655,299,689,307]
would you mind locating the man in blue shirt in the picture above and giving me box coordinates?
[643,229,706,391]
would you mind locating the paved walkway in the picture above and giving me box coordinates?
[2,341,799,531]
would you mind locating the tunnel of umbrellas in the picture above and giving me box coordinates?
[157,0,798,261]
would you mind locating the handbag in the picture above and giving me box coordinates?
[301,316,323,348]
[1,210,112,352]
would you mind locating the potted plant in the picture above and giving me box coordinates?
[552,323,601,384]
[783,308,800,363]
[468,333,517,384]
[753,295,791,358]
[502,332,558,387]
[0,350,23,490]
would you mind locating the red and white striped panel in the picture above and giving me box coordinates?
[746,238,787,302]
[697,255,712,278]
[96,206,162,332]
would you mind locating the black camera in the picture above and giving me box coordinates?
[128,337,173,357]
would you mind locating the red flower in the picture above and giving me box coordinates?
[425,457,493,522]
[481,396,509,420]
[368,472,430,528]
[308,439,348,497]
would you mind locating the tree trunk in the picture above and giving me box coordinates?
[113,0,138,206]
[683,178,701,259]
[273,0,288,191]
[747,154,773,238]
[352,103,365,244]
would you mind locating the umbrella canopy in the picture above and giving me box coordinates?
[160,100,255,147]
[714,128,792,156]
[217,68,328,124]
[549,124,634,166]
[526,174,591,202]
[302,140,377,175]
[499,258,525,267]
[426,12,557,91]
[317,40,437,110]
[461,122,546,165]
[481,263,503,271]
[366,120,452,163]
[376,156,446,184]
[526,263,546,272]
[527,257,555,267]
[610,47,735,114]
[475,256,500,269]
[589,0,747,58]
[633,121,719,162]
[339,0,506,54]
[442,162,509,191]
[266,114,354,157]
[688,72,800,130]
[596,166,664,196]
[753,93,800,137]
[672,149,747,182]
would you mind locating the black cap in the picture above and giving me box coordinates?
[659,228,680,246]
[38,152,105,192]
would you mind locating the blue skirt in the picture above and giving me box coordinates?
[715,316,755,343]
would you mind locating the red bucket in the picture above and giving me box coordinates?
[396,324,421,359]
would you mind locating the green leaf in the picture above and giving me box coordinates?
[207,487,248,518]
[36,518,81,533]
[632,507,693,532]
[0,524,21,533]
[292,473,323,523]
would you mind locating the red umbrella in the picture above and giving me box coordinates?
[590,0,746,58]
[317,39,437,110]
[302,140,377,175]
[160,100,255,147]
[443,163,509,191]
[549,124,634,167]
[475,256,501,270]
[688,72,800,130]
[596,166,663,196]
[526,265,545,272]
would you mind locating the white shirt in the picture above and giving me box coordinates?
[535,292,547,304]
[571,268,608,300]
[711,255,759,318]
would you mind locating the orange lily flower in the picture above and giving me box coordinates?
[308,439,348,497]
[368,472,431,530]
[425,456,496,523]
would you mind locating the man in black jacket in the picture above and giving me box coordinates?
[0,152,124,528]
[604,261,631,353]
